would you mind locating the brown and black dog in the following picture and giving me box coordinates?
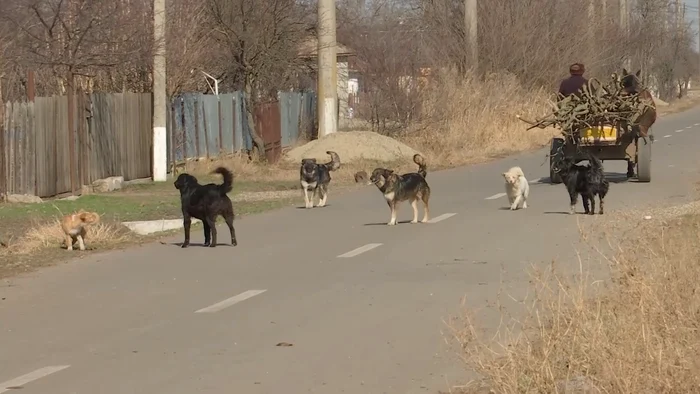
[369,154,430,226]
[299,151,341,209]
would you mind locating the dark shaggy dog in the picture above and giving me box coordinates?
[369,154,430,225]
[173,167,237,248]
[551,153,609,215]
[300,151,341,208]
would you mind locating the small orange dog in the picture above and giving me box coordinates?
[61,209,100,251]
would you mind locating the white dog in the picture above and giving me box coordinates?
[502,166,529,210]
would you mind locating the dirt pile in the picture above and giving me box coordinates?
[283,131,420,163]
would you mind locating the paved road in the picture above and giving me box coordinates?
[1,107,700,394]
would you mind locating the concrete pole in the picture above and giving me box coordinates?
[465,0,478,69]
[152,0,168,181]
[317,0,337,138]
[588,0,595,59]
[620,0,631,70]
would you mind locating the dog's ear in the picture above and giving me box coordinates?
[502,172,507,178]
[635,69,641,77]
[622,68,629,76]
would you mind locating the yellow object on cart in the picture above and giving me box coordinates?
[579,125,617,142]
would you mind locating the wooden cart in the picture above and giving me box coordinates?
[548,122,652,184]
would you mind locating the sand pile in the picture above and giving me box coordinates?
[283,131,420,163]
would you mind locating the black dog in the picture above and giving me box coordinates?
[173,167,237,248]
[551,153,609,215]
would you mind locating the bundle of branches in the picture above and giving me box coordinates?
[518,77,653,136]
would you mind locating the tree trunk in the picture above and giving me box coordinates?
[244,79,266,162]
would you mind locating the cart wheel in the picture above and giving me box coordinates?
[549,138,564,184]
[636,137,652,182]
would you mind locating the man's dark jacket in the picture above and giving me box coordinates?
[558,75,588,98]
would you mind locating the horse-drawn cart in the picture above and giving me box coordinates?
[519,70,657,184]
[548,122,652,183]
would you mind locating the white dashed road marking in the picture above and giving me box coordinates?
[675,129,684,133]
[195,290,267,313]
[664,134,672,138]
[528,177,545,184]
[485,193,506,200]
[337,243,383,258]
[0,365,71,393]
[686,126,693,129]
[694,123,699,126]
[427,213,457,223]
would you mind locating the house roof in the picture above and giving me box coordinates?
[298,37,355,58]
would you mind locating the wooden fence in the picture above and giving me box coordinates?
[1,92,153,198]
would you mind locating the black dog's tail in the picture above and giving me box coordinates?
[324,151,341,171]
[413,154,427,178]
[212,167,234,195]
[587,153,604,172]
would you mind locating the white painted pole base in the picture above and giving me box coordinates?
[153,126,168,181]
[323,97,337,136]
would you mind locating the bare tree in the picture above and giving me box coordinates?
[3,0,153,97]
[206,0,310,160]
[166,0,217,97]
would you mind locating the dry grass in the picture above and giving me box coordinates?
[1,218,132,256]
[402,72,558,167]
[657,92,700,116]
[446,210,700,394]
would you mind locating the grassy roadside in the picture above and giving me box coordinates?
[443,199,700,393]
[0,178,303,279]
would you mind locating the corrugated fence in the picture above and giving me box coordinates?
[167,91,316,164]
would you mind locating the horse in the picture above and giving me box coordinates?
[618,68,657,178]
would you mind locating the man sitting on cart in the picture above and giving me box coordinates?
[558,63,588,98]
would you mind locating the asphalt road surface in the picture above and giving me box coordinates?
[2,107,700,394]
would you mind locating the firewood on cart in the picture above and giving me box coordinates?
[516,77,655,138]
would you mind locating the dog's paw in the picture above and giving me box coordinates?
[410,219,418,224]
[203,242,211,247]
[387,221,397,226]
[208,243,217,248]
[181,243,190,248]
[522,202,528,209]
[231,240,238,246]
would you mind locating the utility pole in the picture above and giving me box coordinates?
[588,0,595,58]
[317,0,337,138]
[465,0,478,70]
[152,0,168,181]
[620,0,630,69]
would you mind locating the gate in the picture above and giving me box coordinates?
[254,101,282,163]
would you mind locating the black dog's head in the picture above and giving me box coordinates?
[174,173,199,193]
[301,158,318,177]
[551,156,576,179]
